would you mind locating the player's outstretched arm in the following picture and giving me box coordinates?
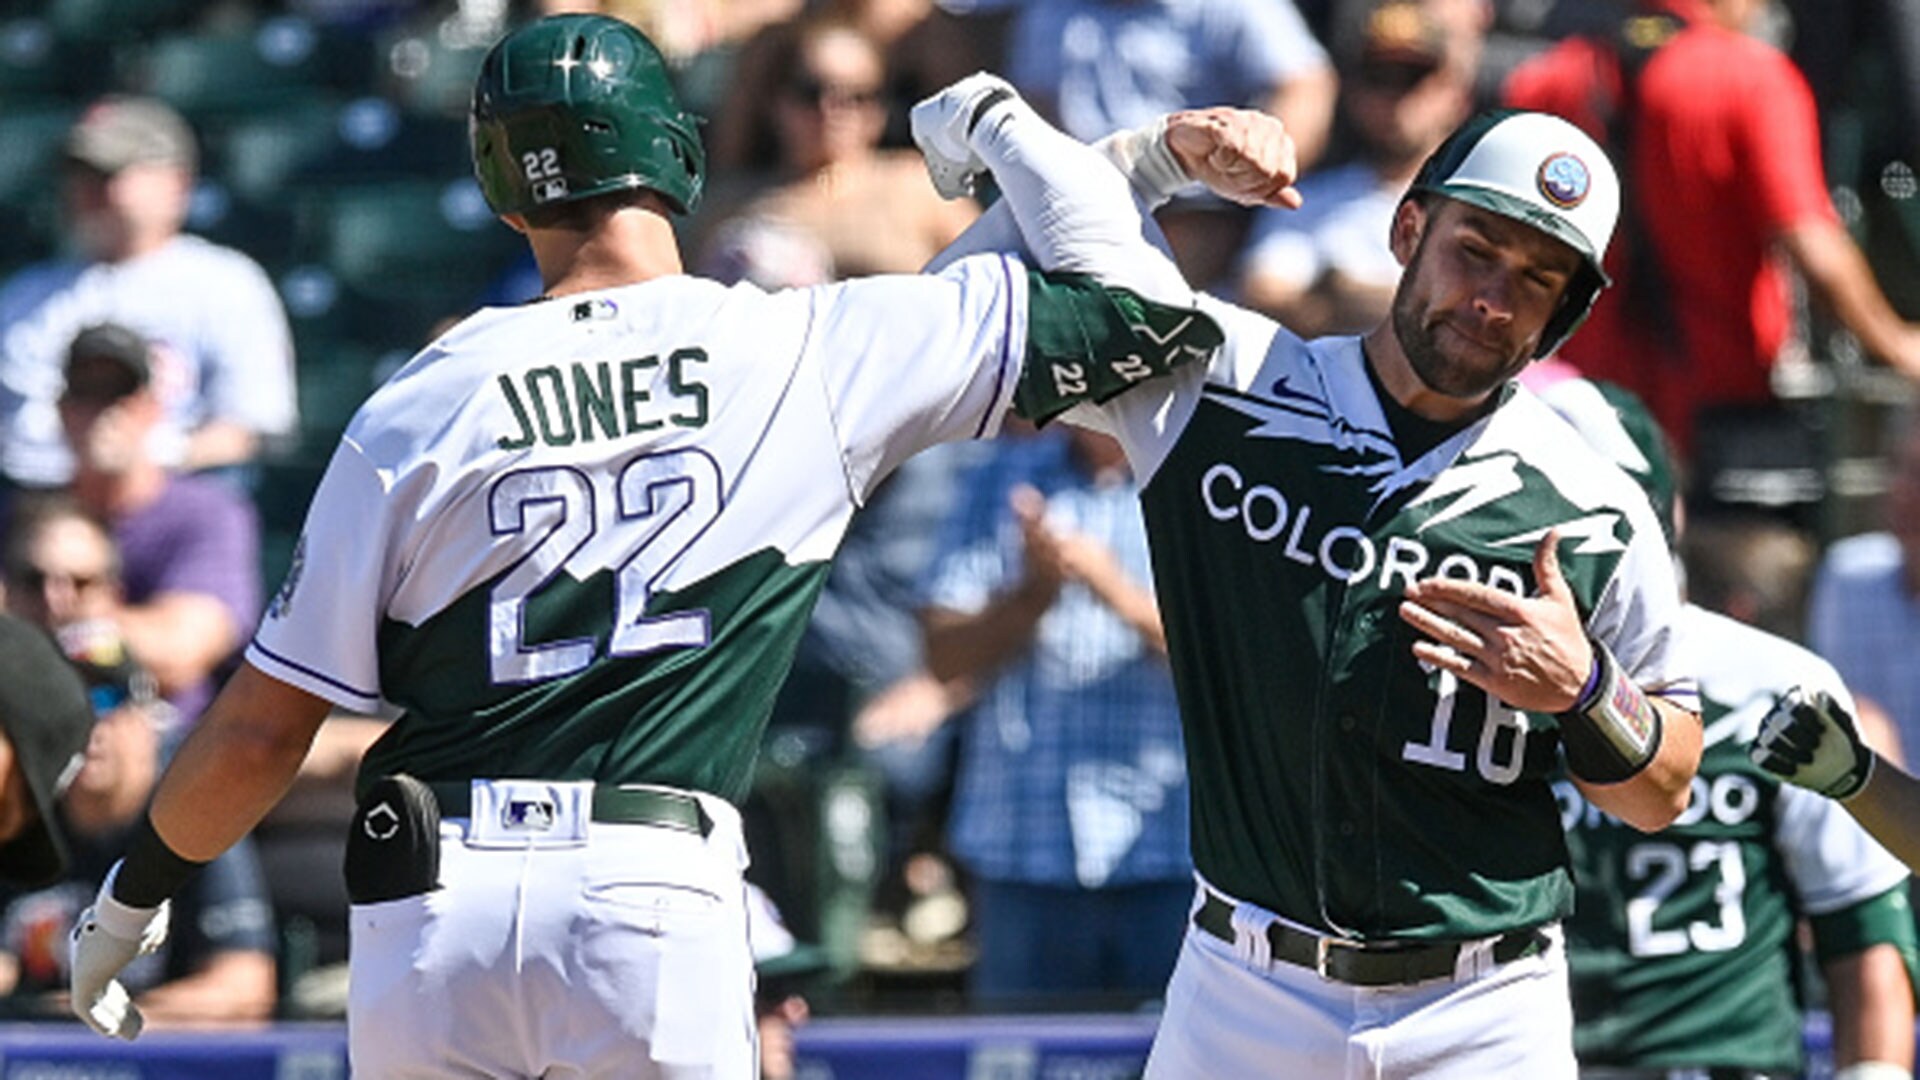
[1399,528,1701,831]
[70,664,331,1039]
[913,73,1190,304]
[921,92,1302,279]
[1755,688,1920,872]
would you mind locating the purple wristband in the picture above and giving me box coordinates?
[1572,647,1604,713]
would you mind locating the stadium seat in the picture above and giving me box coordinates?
[298,178,521,316]
[119,18,374,119]
[293,338,392,451]
[374,24,490,119]
[42,0,200,43]
[0,103,80,208]
[302,97,470,186]
[213,96,471,205]
[209,95,345,205]
[0,17,103,99]
[189,180,303,272]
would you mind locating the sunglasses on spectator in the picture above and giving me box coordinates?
[1356,59,1441,94]
[785,77,882,110]
[7,566,111,593]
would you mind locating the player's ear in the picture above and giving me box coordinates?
[500,213,529,235]
[1389,198,1426,266]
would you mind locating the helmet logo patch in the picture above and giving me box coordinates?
[1537,152,1590,209]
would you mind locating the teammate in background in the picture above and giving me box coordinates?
[0,96,296,490]
[60,14,1301,1075]
[915,79,1701,1075]
[1534,375,1917,1080]
[0,616,97,889]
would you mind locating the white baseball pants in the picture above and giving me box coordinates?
[347,780,756,1079]
[1144,893,1577,1080]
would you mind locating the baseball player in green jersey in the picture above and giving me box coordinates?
[58,17,1304,1077]
[913,78,1703,1076]
[1539,375,1916,1080]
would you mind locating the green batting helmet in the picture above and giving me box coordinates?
[471,14,704,217]
[1408,109,1620,359]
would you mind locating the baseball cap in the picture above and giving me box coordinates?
[63,323,152,403]
[0,615,98,888]
[64,95,198,175]
[1355,1,1447,73]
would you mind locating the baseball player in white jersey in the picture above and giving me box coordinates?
[911,78,1703,1077]
[59,15,1302,1079]
[1538,376,1916,1080]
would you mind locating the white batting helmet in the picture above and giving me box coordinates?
[1407,109,1621,357]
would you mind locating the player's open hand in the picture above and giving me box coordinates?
[1398,529,1594,712]
[1164,108,1304,210]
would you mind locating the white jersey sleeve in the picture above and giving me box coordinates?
[810,253,1028,501]
[247,437,396,713]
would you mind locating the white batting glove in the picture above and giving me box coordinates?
[70,861,170,1040]
[1750,687,1874,800]
[910,72,1019,200]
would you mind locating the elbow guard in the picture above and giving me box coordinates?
[1015,271,1222,425]
[1558,637,1662,784]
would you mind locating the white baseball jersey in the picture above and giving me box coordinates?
[250,254,1030,802]
[0,235,298,484]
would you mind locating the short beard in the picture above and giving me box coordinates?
[1390,281,1528,401]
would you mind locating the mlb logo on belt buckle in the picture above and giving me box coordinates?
[504,798,557,831]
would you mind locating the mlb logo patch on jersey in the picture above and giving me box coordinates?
[571,298,618,322]
[504,798,558,831]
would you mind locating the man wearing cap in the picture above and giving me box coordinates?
[0,615,97,889]
[0,95,296,490]
[19,323,262,729]
[912,78,1700,1074]
[1238,0,1479,336]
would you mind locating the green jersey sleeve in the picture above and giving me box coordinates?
[1015,270,1223,425]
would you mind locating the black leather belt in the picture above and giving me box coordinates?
[1193,892,1546,987]
[428,781,713,838]
[1574,1060,1781,1068]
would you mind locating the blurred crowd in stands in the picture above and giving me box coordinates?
[4,0,1920,1072]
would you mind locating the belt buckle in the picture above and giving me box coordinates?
[1315,935,1351,979]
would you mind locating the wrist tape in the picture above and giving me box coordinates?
[1095,117,1193,207]
[111,815,208,909]
[1558,638,1662,784]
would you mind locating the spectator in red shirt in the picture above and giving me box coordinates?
[1502,0,1920,460]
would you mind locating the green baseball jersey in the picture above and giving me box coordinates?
[1080,302,1695,940]
[250,256,1207,804]
[1561,604,1911,1071]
